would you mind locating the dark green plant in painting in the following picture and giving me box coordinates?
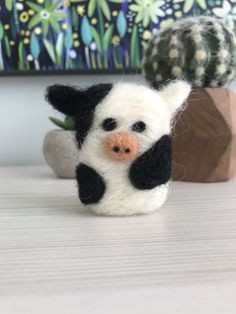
[0,0,235,73]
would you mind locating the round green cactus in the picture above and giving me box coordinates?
[142,16,236,88]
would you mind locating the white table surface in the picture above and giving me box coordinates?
[0,166,236,314]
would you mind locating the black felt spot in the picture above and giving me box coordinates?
[132,121,146,133]
[75,84,113,148]
[129,135,172,190]
[102,118,117,131]
[76,163,106,205]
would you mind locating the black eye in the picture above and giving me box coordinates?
[132,121,146,133]
[102,118,117,131]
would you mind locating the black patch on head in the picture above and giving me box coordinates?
[132,121,146,133]
[75,84,113,148]
[76,163,106,205]
[46,83,113,148]
[102,118,117,131]
[129,135,172,190]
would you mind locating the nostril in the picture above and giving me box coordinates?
[112,146,120,153]
[125,148,131,154]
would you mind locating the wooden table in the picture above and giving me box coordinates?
[0,166,236,313]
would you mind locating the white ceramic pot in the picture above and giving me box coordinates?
[43,130,79,178]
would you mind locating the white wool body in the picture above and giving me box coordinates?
[78,82,190,216]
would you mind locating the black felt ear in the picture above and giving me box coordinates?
[46,83,113,117]
[45,84,80,116]
[82,84,113,105]
[46,83,113,148]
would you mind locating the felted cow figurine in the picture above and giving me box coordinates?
[46,81,190,216]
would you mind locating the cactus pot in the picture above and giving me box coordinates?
[172,87,236,182]
[43,130,79,178]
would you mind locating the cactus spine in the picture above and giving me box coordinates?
[142,16,236,88]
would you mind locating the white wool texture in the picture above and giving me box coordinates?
[78,81,191,216]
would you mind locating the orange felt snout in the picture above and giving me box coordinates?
[105,132,138,161]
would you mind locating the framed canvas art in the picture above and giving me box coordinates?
[0,0,235,75]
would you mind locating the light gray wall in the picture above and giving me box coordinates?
[0,74,145,166]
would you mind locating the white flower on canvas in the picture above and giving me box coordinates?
[129,0,165,27]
